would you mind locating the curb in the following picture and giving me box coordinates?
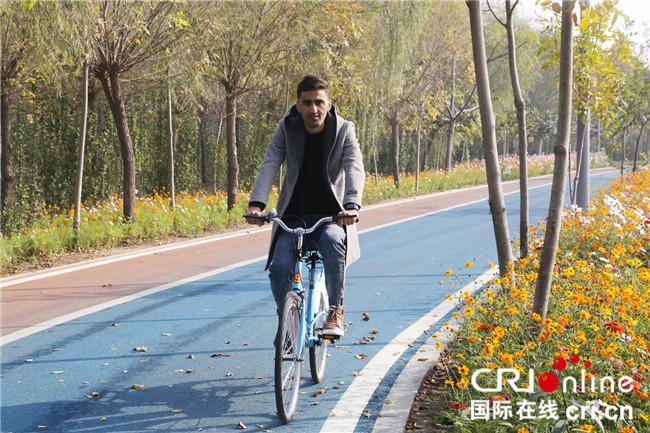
[371,269,497,433]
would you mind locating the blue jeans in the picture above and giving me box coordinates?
[269,222,346,310]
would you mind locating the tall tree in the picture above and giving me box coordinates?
[0,1,35,222]
[203,1,298,210]
[88,0,187,221]
[487,0,531,257]
[441,54,478,171]
[532,0,575,321]
[467,0,515,283]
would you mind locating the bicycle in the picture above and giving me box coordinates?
[246,209,345,423]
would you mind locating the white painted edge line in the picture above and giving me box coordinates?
[0,256,267,346]
[1,226,272,287]
[319,268,498,433]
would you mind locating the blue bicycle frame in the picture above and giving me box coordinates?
[291,246,329,359]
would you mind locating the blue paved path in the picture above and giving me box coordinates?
[0,171,619,433]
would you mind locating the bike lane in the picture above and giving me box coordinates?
[0,169,618,432]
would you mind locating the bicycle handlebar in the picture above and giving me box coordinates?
[244,209,357,235]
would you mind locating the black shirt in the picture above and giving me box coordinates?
[283,129,340,226]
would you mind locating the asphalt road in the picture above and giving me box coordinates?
[0,169,619,433]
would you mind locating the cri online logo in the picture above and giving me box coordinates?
[471,353,639,395]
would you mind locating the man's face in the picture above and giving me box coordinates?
[296,89,331,134]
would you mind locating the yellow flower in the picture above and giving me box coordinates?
[465,261,474,268]
[444,269,453,276]
[498,352,514,365]
[578,424,593,433]
[580,310,590,320]
[458,365,469,376]
[517,428,530,433]
[457,377,469,389]
[619,427,634,433]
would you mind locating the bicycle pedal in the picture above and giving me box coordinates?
[320,334,340,341]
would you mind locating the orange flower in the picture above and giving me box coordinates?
[605,320,626,334]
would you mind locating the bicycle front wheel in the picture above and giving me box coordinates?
[275,292,302,423]
[309,292,328,383]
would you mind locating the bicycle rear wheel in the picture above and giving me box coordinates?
[275,292,302,423]
[309,292,328,383]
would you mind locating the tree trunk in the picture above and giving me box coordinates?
[0,88,12,217]
[468,0,514,283]
[633,120,647,172]
[389,114,400,188]
[198,106,208,190]
[575,109,590,209]
[621,128,626,175]
[96,67,137,221]
[167,85,176,210]
[532,0,574,321]
[445,56,457,171]
[73,61,89,237]
[225,89,239,210]
[505,0,530,258]
[445,117,457,171]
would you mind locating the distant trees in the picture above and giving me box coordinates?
[0,0,646,232]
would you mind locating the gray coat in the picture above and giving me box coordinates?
[250,104,365,269]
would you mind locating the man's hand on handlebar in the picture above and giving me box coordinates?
[244,206,265,227]
[336,209,358,227]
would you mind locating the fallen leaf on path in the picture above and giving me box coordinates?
[253,376,265,379]
[352,371,361,376]
[312,402,320,406]
[210,353,233,357]
[417,358,429,362]
[237,421,247,429]
[186,369,195,374]
[51,371,64,375]
[162,333,172,336]
[132,384,145,390]
[362,313,370,321]
[133,346,147,352]
[355,354,368,359]
[102,284,112,288]
[362,409,370,418]
[369,329,378,334]
[24,359,33,362]
[187,354,195,359]
[226,372,233,377]
[169,409,183,413]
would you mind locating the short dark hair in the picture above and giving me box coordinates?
[297,75,329,99]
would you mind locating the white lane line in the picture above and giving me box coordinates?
[319,269,497,433]
[1,227,271,287]
[0,256,266,346]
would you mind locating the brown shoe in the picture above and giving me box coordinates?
[323,305,345,337]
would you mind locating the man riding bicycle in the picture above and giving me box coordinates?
[244,75,364,338]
